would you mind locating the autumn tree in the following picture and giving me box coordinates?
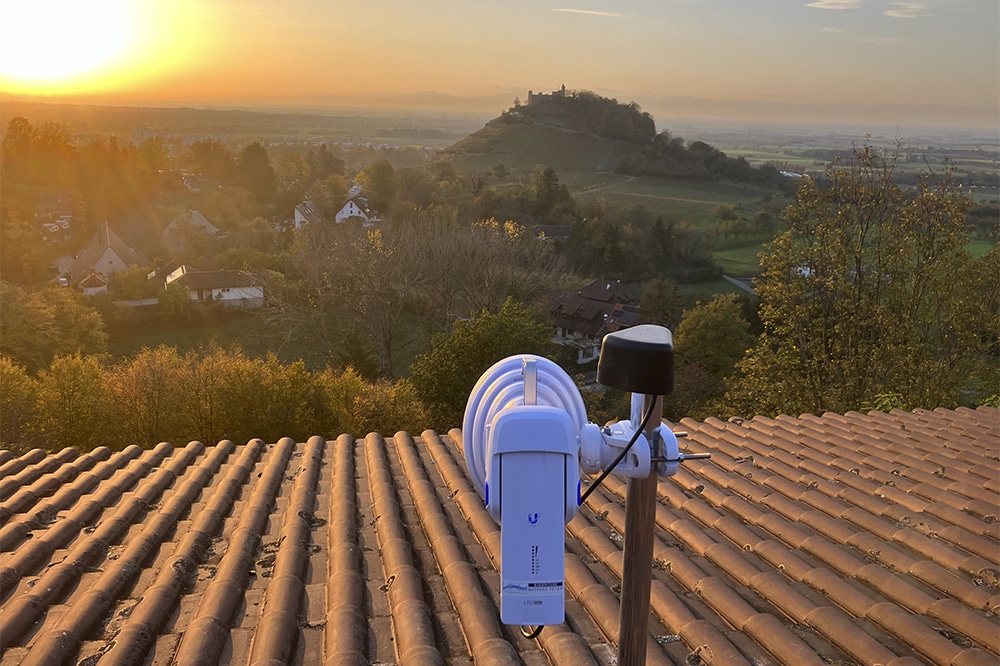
[307,144,345,180]
[356,158,398,212]
[33,354,107,450]
[0,211,55,284]
[0,282,108,373]
[265,221,421,376]
[105,346,185,446]
[0,358,37,448]
[308,173,349,219]
[316,366,428,438]
[665,293,756,419]
[726,146,997,416]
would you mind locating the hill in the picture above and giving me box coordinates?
[440,116,643,178]
[436,88,785,190]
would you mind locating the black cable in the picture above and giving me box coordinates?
[579,398,658,505]
[520,624,543,639]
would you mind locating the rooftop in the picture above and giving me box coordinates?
[0,405,997,665]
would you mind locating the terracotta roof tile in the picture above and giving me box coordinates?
[1,407,997,664]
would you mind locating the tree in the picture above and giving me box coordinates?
[237,142,277,203]
[356,158,398,212]
[0,282,108,373]
[108,265,158,300]
[639,278,683,329]
[316,367,428,438]
[307,143,345,180]
[1,358,37,448]
[308,173,349,220]
[157,282,191,319]
[183,139,236,182]
[409,298,557,428]
[726,146,997,416]
[0,211,55,284]
[712,204,738,222]
[336,326,380,380]
[105,346,182,446]
[344,226,423,376]
[33,354,107,450]
[676,293,756,378]
[662,293,756,420]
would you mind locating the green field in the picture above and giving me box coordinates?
[713,243,766,276]
[968,239,997,258]
[573,176,771,223]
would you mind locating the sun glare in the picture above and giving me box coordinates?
[0,0,136,93]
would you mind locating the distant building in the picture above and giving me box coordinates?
[165,265,264,308]
[531,224,572,241]
[162,210,219,253]
[67,221,148,289]
[335,196,376,226]
[36,189,75,244]
[549,278,639,364]
[293,201,327,230]
[526,84,567,106]
[182,175,213,193]
[77,270,109,297]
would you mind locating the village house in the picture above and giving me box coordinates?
[161,210,219,254]
[334,195,376,226]
[550,278,639,364]
[292,200,327,230]
[164,265,264,307]
[65,221,148,289]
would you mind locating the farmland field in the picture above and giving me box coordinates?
[713,243,767,276]
[573,176,773,223]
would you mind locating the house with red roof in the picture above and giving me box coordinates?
[550,278,640,363]
[0,406,995,664]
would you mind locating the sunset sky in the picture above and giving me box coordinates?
[1,0,997,129]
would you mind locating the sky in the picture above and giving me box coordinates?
[1,0,998,130]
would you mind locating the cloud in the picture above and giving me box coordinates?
[806,0,862,9]
[551,8,625,17]
[859,36,912,45]
[883,2,931,18]
[818,26,848,32]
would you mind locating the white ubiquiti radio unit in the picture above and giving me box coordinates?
[462,325,710,636]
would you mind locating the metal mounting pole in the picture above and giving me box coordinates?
[617,392,662,666]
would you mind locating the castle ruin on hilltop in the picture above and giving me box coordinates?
[526,84,566,106]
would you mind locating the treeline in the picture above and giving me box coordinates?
[0,295,757,452]
[617,131,789,187]
[565,204,719,283]
[0,347,428,452]
[515,89,657,144]
[0,298,565,451]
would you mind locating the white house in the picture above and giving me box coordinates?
[67,221,148,289]
[335,196,375,226]
[293,201,327,230]
[78,270,109,297]
[165,266,264,308]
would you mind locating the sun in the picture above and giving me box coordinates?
[0,0,135,93]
